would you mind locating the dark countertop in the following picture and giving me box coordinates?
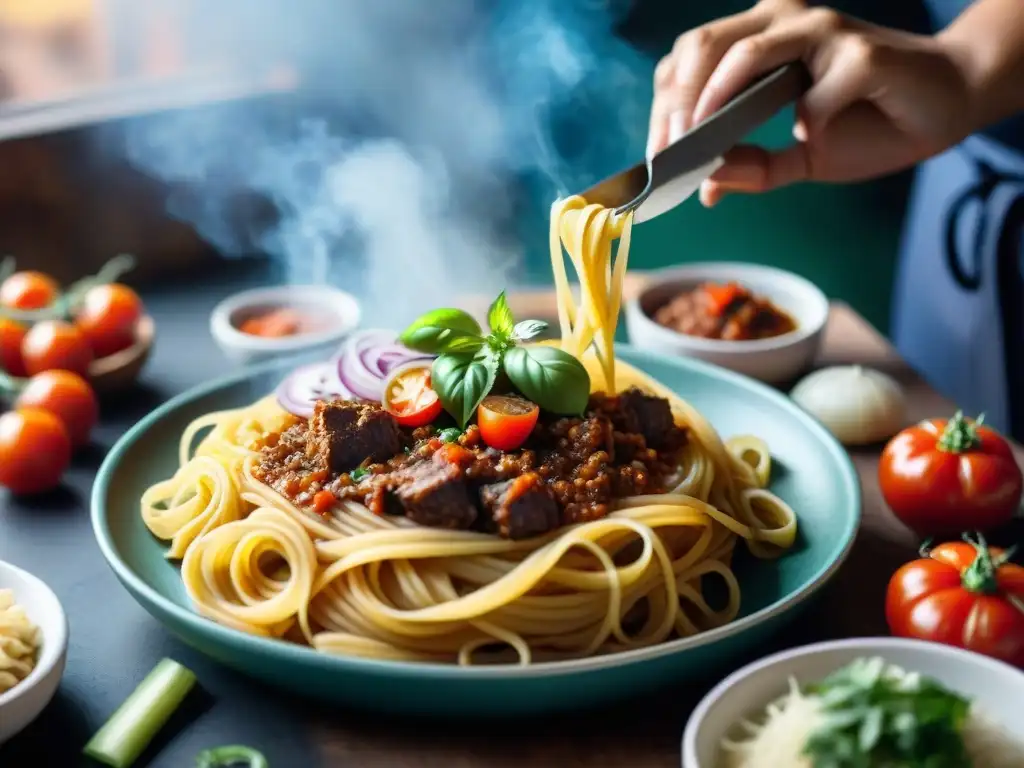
[0,262,321,767]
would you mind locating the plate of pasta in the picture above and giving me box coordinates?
[91,198,859,714]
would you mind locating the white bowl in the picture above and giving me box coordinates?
[682,637,1024,768]
[625,263,828,384]
[0,561,68,745]
[210,285,361,366]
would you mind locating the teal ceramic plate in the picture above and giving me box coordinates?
[92,345,860,715]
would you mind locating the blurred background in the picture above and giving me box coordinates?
[0,0,932,332]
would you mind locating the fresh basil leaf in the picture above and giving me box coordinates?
[512,319,548,342]
[431,350,498,428]
[487,291,515,337]
[503,346,590,415]
[443,335,486,353]
[399,308,483,354]
[437,427,462,443]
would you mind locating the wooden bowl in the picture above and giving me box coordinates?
[88,314,155,395]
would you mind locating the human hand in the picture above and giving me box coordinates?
[647,0,976,206]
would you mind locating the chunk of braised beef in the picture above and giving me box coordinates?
[479,473,560,540]
[308,400,404,473]
[391,460,478,530]
[614,389,676,450]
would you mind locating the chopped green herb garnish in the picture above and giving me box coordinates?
[803,657,972,767]
[350,468,369,481]
[437,427,463,443]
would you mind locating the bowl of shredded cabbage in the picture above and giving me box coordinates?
[682,637,1024,768]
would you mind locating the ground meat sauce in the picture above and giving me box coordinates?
[251,389,687,540]
[654,281,796,341]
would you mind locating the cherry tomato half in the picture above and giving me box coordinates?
[21,320,93,377]
[886,536,1024,667]
[15,369,98,447]
[0,407,72,495]
[75,283,143,358]
[0,270,59,310]
[382,363,443,428]
[879,411,1023,537]
[477,395,539,451]
[0,317,27,376]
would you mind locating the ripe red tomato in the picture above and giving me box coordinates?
[75,283,143,358]
[0,270,59,310]
[382,364,443,428]
[0,407,72,495]
[21,320,94,377]
[878,411,1022,537]
[15,370,98,447]
[477,395,540,450]
[886,536,1024,667]
[0,317,27,376]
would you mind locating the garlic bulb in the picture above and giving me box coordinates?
[790,366,906,446]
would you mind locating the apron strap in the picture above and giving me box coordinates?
[941,146,1024,438]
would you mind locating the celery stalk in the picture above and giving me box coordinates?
[195,745,269,767]
[83,658,197,768]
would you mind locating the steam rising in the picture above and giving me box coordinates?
[115,0,649,327]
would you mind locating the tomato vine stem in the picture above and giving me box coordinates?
[937,410,986,453]
[960,532,1015,594]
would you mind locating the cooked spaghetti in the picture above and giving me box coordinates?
[139,198,799,665]
[0,588,41,694]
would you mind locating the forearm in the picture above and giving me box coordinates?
[939,0,1024,132]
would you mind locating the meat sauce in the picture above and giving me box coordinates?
[654,281,796,341]
[251,389,687,540]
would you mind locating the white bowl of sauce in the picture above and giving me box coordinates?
[210,285,361,366]
[624,263,828,385]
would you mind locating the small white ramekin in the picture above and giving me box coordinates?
[210,285,361,366]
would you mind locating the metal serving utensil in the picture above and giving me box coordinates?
[577,62,811,224]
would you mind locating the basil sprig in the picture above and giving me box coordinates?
[802,657,972,768]
[399,292,590,427]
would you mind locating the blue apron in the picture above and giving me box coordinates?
[891,0,1024,439]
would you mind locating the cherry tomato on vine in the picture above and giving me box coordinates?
[878,411,1023,537]
[0,317,27,377]
[21,320,93,377]
[0,408,72,495]
[0,270,59,310]
[477,395,540,450]
[15,370,98,447]
[886,535,1024,667]
[75,283,143,358]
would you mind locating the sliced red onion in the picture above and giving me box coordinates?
[276,362,353,418]
[332,330,433,403]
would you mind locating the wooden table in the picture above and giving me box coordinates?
[312,296,1023,768]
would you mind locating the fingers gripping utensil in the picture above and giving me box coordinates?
[576,62,811,223]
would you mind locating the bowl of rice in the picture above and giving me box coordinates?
[682,637,1024,768]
